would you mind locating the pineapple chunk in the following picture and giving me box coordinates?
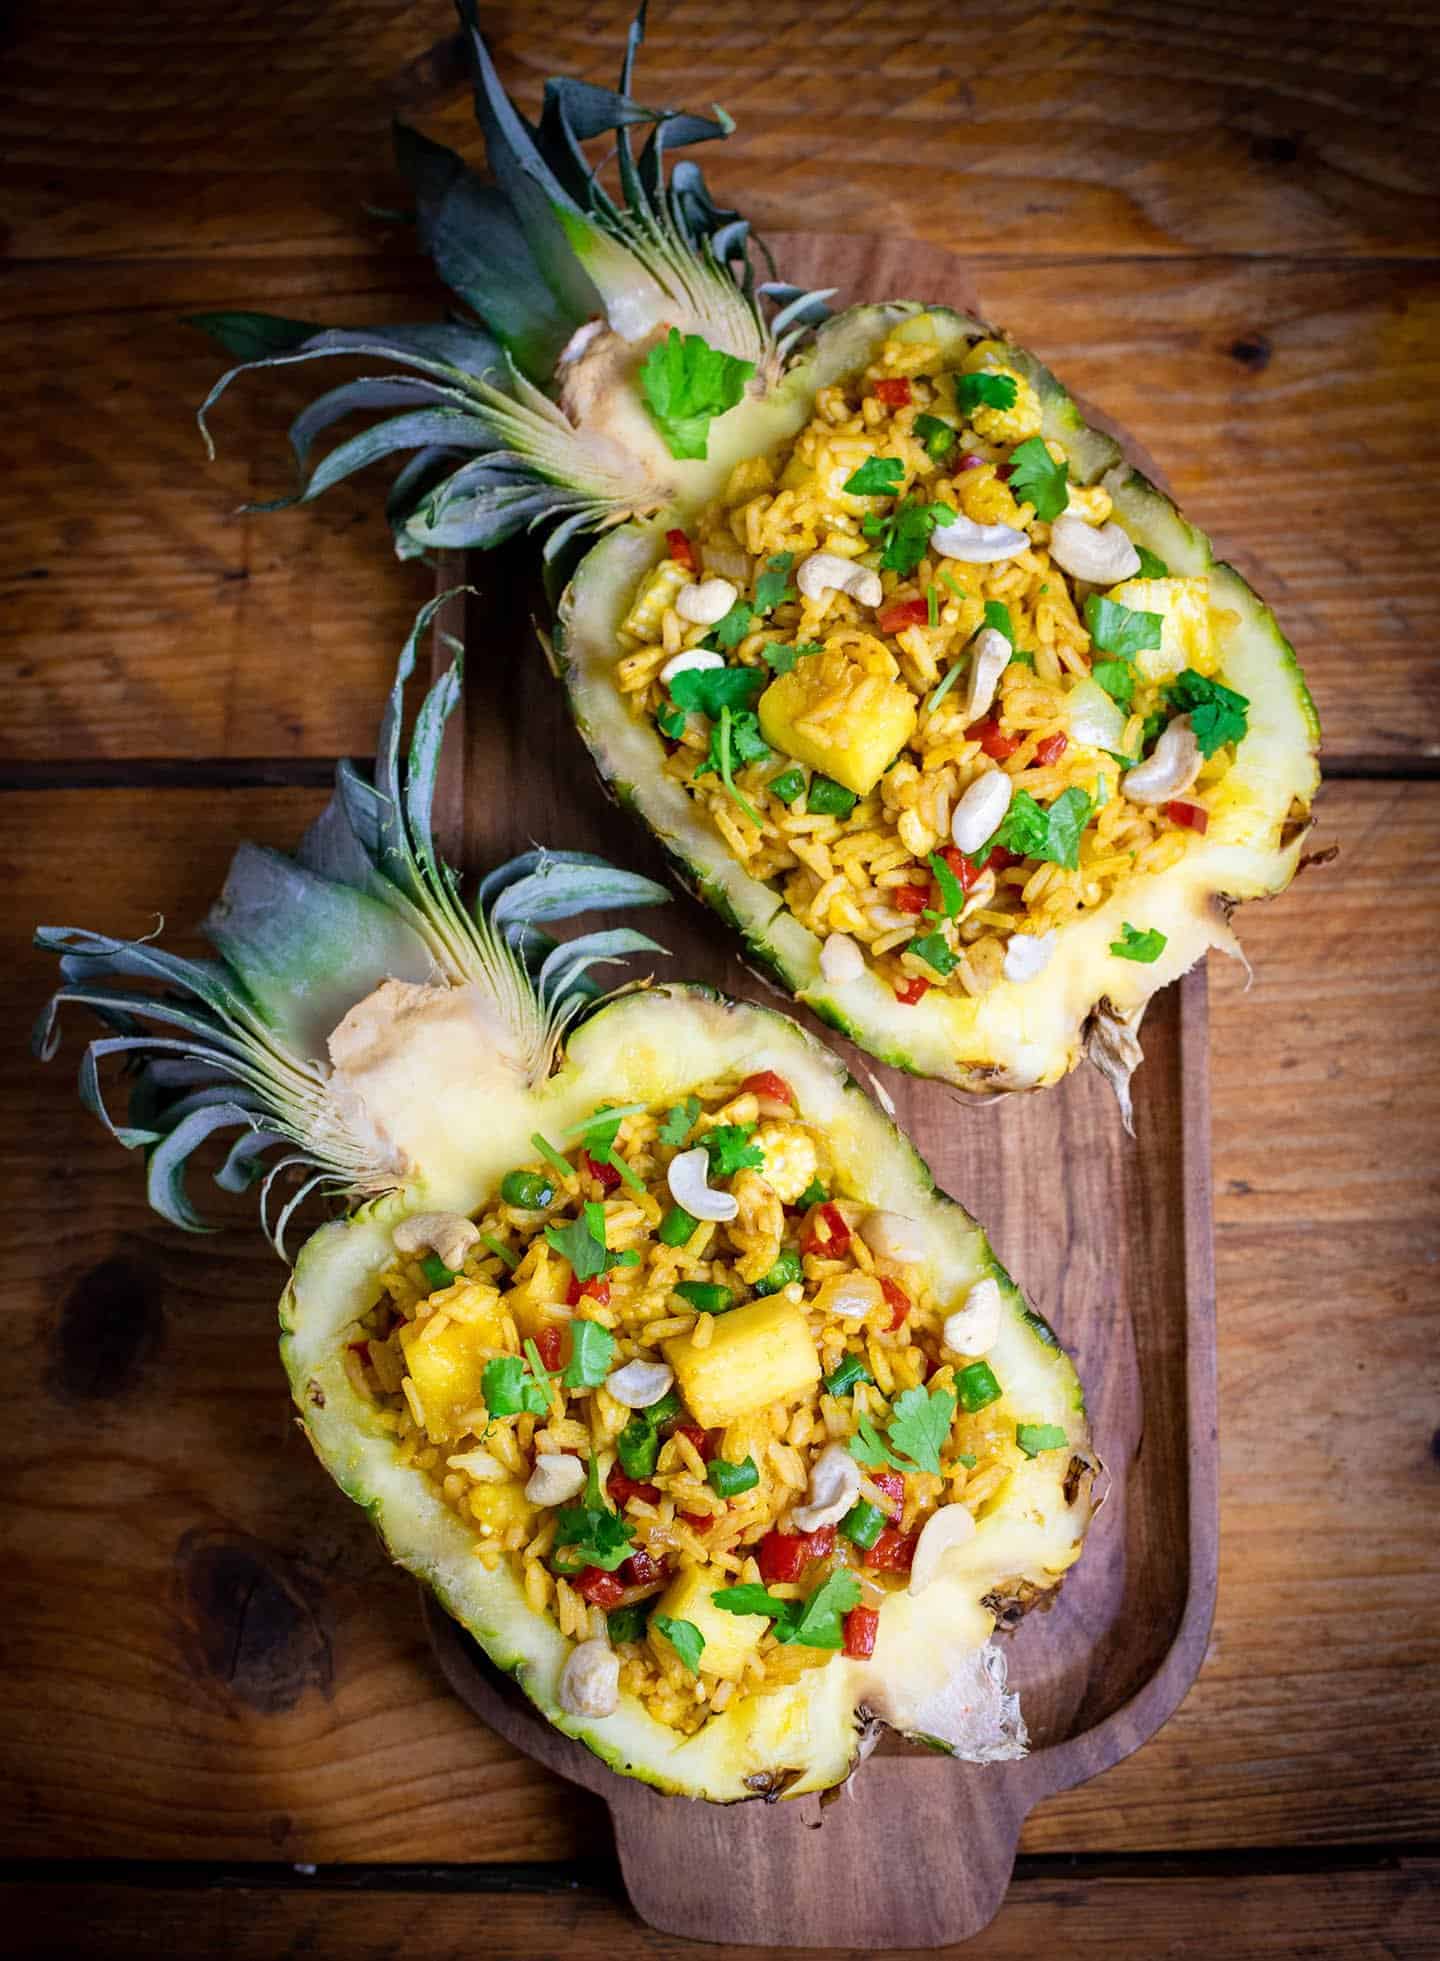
[648,1564,769,1681]
[665,1296,821,1428]
[621,557,690,642]
[759,650,917,798]
[469,1479,537,1540]
[400,1316,492,1441]
[1105,575,1214,685]
[505,1246,570,1341]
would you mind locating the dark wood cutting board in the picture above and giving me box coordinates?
[418,465,1217,1943]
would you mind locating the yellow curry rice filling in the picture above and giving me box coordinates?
[614,323,1249,1001]
[346,1074,1054,1736]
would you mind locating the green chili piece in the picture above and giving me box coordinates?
[675,1281,733,1316]
[607,1602,650,1644]
[500,1170,555,1210]
[419,1253,455,1291]
[707,1455,760,1498]
[658,1205,699,1248]
[616,1417,661,1481]
[956,1359,1002,1412]
[753,1247,803,1297]
[823,1353,873,1398]
[807,774,858,817]
[839,1499,887,1549]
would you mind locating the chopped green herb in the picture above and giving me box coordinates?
[761,638,823,674]
[564,1102,643,1150]
[545,1211,609,1283]
[957,1452,978,1469]
[885,1383,958,1476]
[754,1248,803,1297]
[1134,545,1169,579]
[807,774,857,818]
[954,370,1018,414]
[419,1253,455,1291]
[1006,436,1069,522]
[531,1131,575,1185]
[616,1416,661,1481]
[987,786,1095,871]
[924,657,965,717]
[1085,594,1164,660]
[956,1359,1002,1413]
[668,663,765,720]
[640,327,755,461]
[767,764,806,803]
[482,1349,551,1419]
[707,1454,759,1498]
[869,496,954,576]
[843,455,906,498]
[927,850,964,920]
[478,1234,518,1271]
[563,1317,616,1389]
[500,1169,555,1211]
[847,1413,904,1471]
[909,930,958,977]
[1016,1422,1069,1458]
[653,1615,705,1672]
[939,569,965,596]
[607,1601,650,1644]
[656,697,688,740]
[699,1123,764,1178]
[927,582,940,629]
[1110,922,1168,963]
[913,411,957,461]
[1164,668,1250,757]
[795,1176,829,1210]
[551,1450,634,1572]
[823,1353,873,1398]
[658,1204,699,1248]
[838,1498,887,1550]
[658,1097,700,1147]
[1091,657,1138,708]
[983,599,1015,645]
[710,1572,862,1649]
[710,599,755,651]
[753,553,796,613]
[713,706,763,827]
[675,1280,734,1316]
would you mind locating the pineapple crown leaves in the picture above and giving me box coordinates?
[33,594,670,1254]
[192,1,833,562]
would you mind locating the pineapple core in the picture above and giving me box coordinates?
[649,1564,769,1679]
[758,647,917,798]
[664,1295,821,1428]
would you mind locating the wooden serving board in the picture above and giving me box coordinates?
[419,508,1218,1945]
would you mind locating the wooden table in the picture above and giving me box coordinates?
[4,3,1437,1953]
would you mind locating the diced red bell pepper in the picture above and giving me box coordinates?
[756,1525,837,1585]
[622,1546,666,1587]
[865,1525,917,1573]
[1034,732,1068,767]
[665,528,697,572]
[800,1201,852,1259]
[677,1424,720,1462]
[878,597,931,636]
[869,1469,906,1514]
[573,1567,626,1607]
[894,883,930,916]
[893,975,931,1005]
[1167,799,1210,834]
[843,1604,880,1658]
[987,845,1024,871]
[534,1323,566,1370]
[679,1511,716,1532]
[880,1274,911,1331]
[806,1524,836,1560]
[565,1273,610,1309]
[873,377,912,407]
[740,1070,795,1108]
[938,843,979,891]
[580,1148,621,1191]
[966,717,1021,761]
[607,1463,661,1508]
[995,462,1015,482]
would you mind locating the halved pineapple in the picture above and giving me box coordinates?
[193,3,1319,1110]
[37,614,1097,1803]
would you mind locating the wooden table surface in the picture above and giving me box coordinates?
[4,2,1437,1954]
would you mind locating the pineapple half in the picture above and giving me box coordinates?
[194,2,1319,1106]
[36,603,1097,1803]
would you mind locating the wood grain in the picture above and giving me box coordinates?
[3,1858,1434,1960]
[4,778,1437,1863]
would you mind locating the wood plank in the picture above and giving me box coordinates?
[3,250,1436,764]
[1,1858,1434,1959]
[4,778,1437,1861]
[5,0,1438,264]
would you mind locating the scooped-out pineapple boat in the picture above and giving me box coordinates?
[36,606,1097,1802]
[194,2,1319,1108]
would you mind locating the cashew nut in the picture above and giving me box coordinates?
[558,1637,621,1718]
[813,1273,884,1321]
[861,1210,928,1265]
[1002,929,1057,984]
[963,626,1012,721]
[908,1503,978,1595]
[819,932,865,984]
[796,551,884,610]
[675,577,739,626]
[605,1360,675,1410]
[930,513,1029,563]
[1048,514,1140,586]
[791,1443,862,1533]
[951,769,1013,856]
[659,647,725,686]
[392,1211,480,1273]
[445,1447,509,1483]
[525,1453,588,1507]
[666,1146,739,1223]
[1122,715,1201,805]
[942,1277,1003,1357]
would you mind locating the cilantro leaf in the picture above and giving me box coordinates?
[481,1352,550,1418]
[983,599,1014,645]
[909,930,958,977]
[711,1582,793,1624]
[954,371,1018,414]
[847,1413,904,1471]
[545,1212,609,1283]
[1006,436,1069,522]
[761,639,823,674]
[653,1616,705,1673]
[886,1384,958,1475]
[1015,1422,1069,1458]
[656,698,688,740]
[563,1317,615,1389]
[658,1097,700,1147]
[785,1570,862,1649]
[640,328,756,461]
[927,850,964,919]
[552,1453,635,1571]
[753,553,796,613]
[1134,545,1169,579]
[1085,594,1164,659]
[868,497,955,576]
[709,599,755,651]
[668,664,765,720]
[700,1124,765,1178]
[844,455,906,498]
[1110,922,1167,963]
[1164,669,1250,757]
[694,706,771,780]
[1091,658,1138,707]
[989,787,1095,870]
[1041,785,1095,870]
[913,412,956,461]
